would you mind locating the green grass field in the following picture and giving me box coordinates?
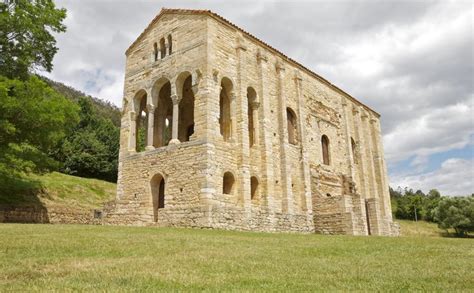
[1,223,472,291]
[0,172,116,211]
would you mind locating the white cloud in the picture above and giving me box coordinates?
[383,101,473,163]
[391,158,474,196]
[42,0,473,195]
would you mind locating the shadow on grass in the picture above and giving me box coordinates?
[440,231,473,239]
[0,172,50,223]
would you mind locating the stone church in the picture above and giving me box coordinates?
[105,8,399,236]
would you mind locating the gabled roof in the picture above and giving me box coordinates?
[126,8,380,117]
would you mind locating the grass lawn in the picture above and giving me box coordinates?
[0,224,472,291]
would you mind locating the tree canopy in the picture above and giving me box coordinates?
[0,75,79,178]
[0,0,66,80]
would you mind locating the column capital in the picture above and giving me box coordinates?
[250,101,260,110]
[275,62,285,74]
[146,104,155,112]
[293,70,302,82]
[257,51,268,63]
[236,37,247,51]
[229,92,237,101]
[341,96,348,107]
[191,84,199,96]
[236,44,247,51]
[352,106,360,115]
[171,94,180,105]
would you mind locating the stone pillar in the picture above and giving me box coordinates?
[352,107,369,197]
[276,62,293,214]
[236,39,251,215]
[229,92,237,142]
[341,98,355,179]
[250,102,260,146]
[128,111,137,152]
[294,73,312,215]
[169,94,180,145]
[361,111,378,200]
[257,52,276,213]
[145,104,155,150]
[370,117,392,221]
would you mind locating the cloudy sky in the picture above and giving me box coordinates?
[43,0,473,196]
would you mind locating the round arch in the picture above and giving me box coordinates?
[150,172,166,222]
[222,171,236,195]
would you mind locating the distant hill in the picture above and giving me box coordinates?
[39,76,121,127]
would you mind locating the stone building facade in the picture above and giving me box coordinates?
[106,9,399,236]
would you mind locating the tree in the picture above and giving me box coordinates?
[52,97,120,182]
[390,187,442,222]
[0,0,66,80]
[433,197,474,237]
[0,76,79,179]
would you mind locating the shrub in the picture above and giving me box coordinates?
[433,196,474,237]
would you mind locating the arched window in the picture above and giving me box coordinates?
[168,34,172,55]
[136,93,148,152]
[178,74,194,142]
[223,172,235,194]
[250,176,259,200]
[160,37,166,59]
[247,87,257,147]
[153,42,158,61]
[287,107,297,145]
[322,135,330,165]
[150,173,165,222]
[351,137,357,164]
[153,81,173,147]
[219,78,233,141]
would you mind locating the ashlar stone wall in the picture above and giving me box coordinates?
[106,9,398,236]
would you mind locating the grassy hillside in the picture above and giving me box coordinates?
[398,219,447,237]
[0,224,472,291]
[0,172,116,211]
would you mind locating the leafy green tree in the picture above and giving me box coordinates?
[0,75,78,181]
[424,189,442,222]
[53,97,119,182]
[434,196,474,237]
[0,0,66,80]
[390,187,442,222]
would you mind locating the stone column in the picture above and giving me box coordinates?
[361,111,378,199]
[370,117,390,220]
[361,110,382,235]
[169,94,180,145]
[229,92,237,142]
[236,39,251,215]
[341,98,355,179]
[257,52,276,213]
[294,73,312,215]
[128,111,137,152]
[352,107,369,197]
[250,102,260,146]
[145,104,155,150]
[276,62,293,214]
